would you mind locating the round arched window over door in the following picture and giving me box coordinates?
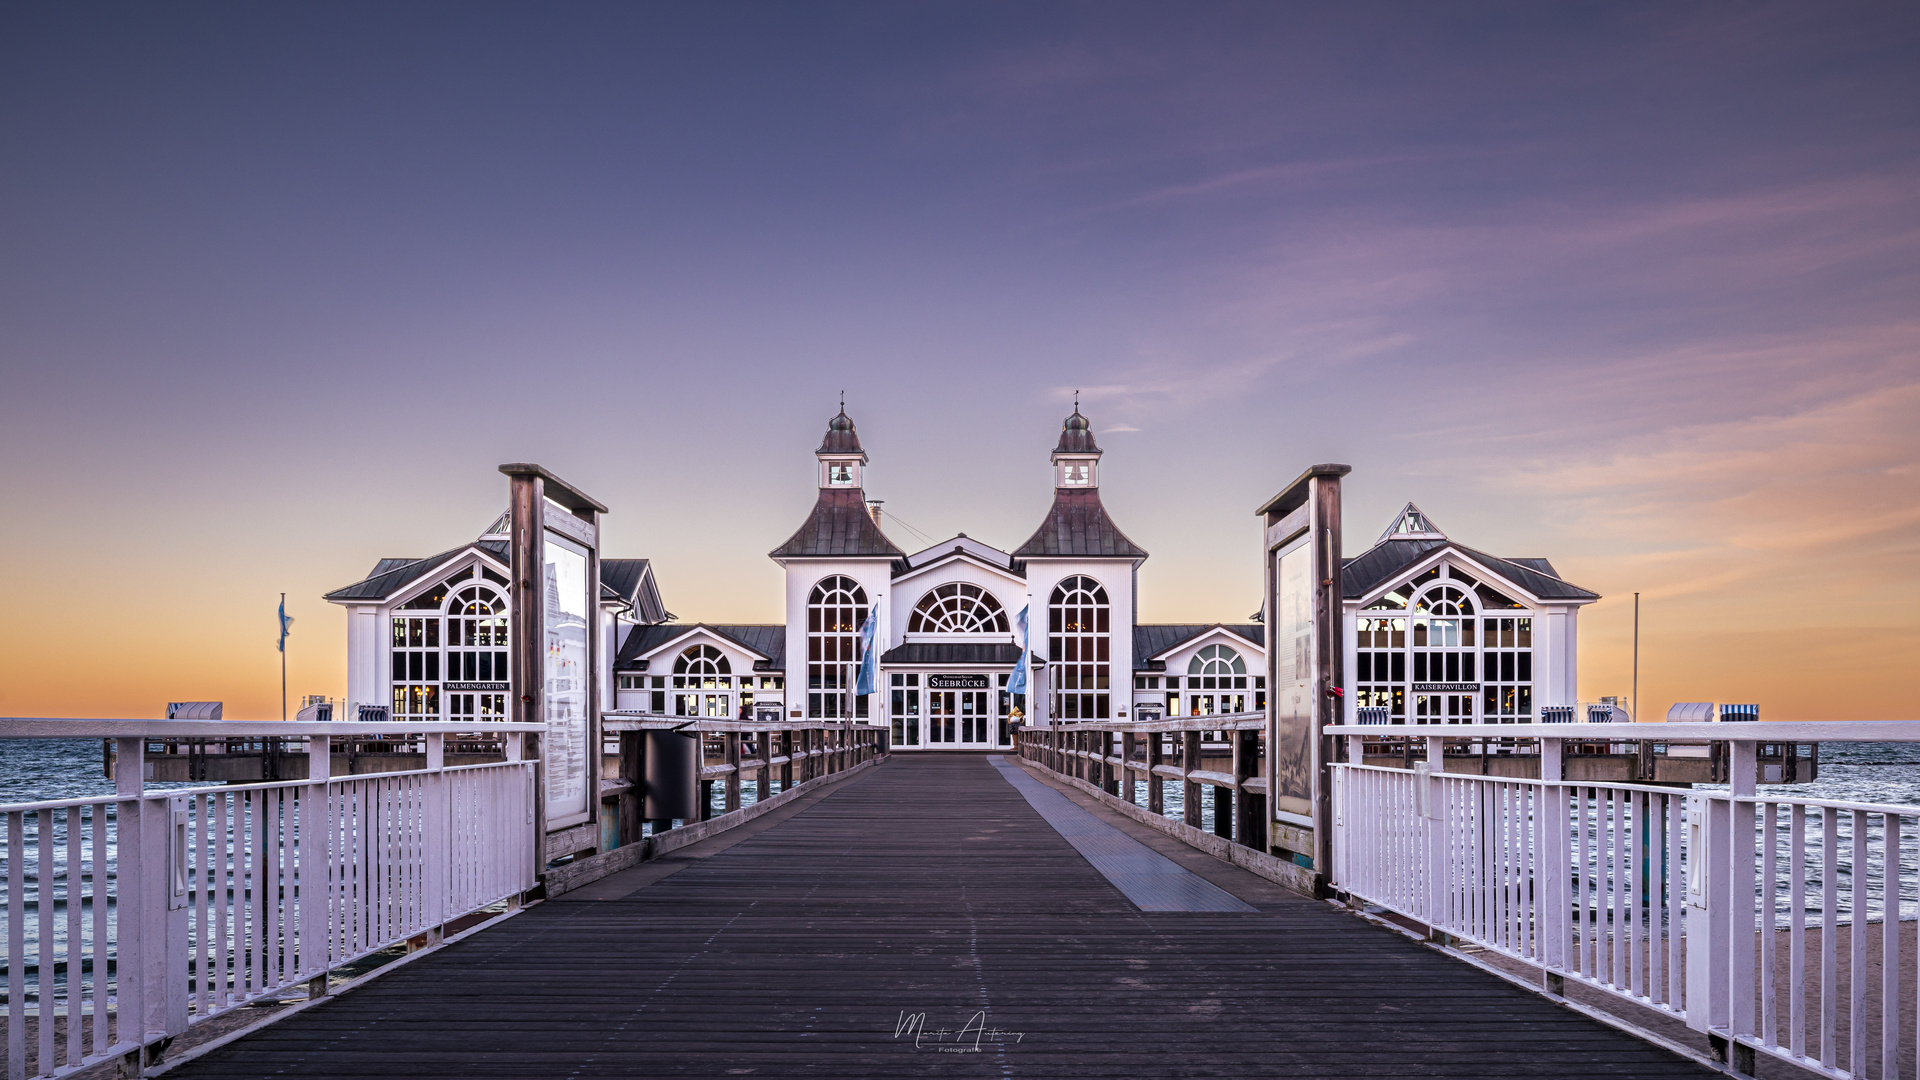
[1186,644,1248,716]
[908,583,1010,634]
[674,644,733,717]
[444,584,508,721]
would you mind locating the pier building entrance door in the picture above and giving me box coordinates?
[928,691,957,744]
[925,690,992,746]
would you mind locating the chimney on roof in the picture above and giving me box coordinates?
[866,499,883,528]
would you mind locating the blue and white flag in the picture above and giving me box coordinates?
[277,599,295,653]
[854,605,878,697]
[1008,604,1029,696]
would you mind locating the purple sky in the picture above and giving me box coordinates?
[3,3,1916,718]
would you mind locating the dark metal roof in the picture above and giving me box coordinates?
[324,542,507,603]
[1053,408,1101,455]
[1341,538,1598,602]
[770,488,905,558]
[817,409,864,455]
[1132,624,1266,669]
[1012,489,1147,559]
[878,642,1023,666]
[614,623,788,672]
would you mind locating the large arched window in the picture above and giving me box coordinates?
[907,583,1009,634]
[1355,568,1533,726]
[441,577,509,721]
[808,576,869,718]
[1184,643,1249,717]
[1048,576,1109,719]
[673,644,733,717]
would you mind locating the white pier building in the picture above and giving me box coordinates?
[325,409,1598,743]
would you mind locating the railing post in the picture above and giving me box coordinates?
[1539,737,1569,990]
[136,787,190,1051]
[618,731,643,846]
[1146,732,1164,815]
[724,732,742,813]
[1728,739,1758,1057]
[300,734,331,995]
[1424,736,1447,934]
[1687,788,1733,1043]
[1183,731,1201,830]
[1235,727,1259,848]
[423,733,448,947]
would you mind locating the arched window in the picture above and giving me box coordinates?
[1184,643,1249,716]
[673,645,731,686]
[673,644,733,717]
[808,576,869,719]
[907,583,1009,634]
[1355,574,1539,727]
[1048,576,1109,719]
[441,582,509,721]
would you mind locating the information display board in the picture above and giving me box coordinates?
[1258,464,1349,883]
[1271,539,1315,821]
[542,532,593,829]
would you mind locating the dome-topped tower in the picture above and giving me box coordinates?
[1050,406,1103,489]
[1014,408,1145,559]
[818,407,864,455]
[769,404,902,559]
[1055,407,1101,456]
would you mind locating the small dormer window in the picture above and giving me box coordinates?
[828,462,854,486]
[1063,462,1090,486]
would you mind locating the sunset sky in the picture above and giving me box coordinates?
[2,3,1916,720]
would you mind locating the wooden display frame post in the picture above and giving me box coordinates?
[1257,464,1349,895]
[502,463,610,870]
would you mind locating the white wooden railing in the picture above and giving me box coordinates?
[0,720,542,1080]
[1333,721,1920,1080]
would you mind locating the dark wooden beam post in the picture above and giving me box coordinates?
[1183,731,1202,829]
[780,729,794,792]
[617,730,643,849]
[1147,732,1164,815]
[724,732,741,813]
[1121,730,1137,805]
[1234,727,1258,848]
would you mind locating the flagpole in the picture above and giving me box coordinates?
[281,591,288,722]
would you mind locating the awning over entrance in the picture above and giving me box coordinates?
[879,642,1022,666]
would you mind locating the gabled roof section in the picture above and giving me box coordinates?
[893,535,1027,581]
[1132,624,1265,669]
[614,623,788,672]
[770,488,905,558]
[1012,489,1147,559]
[600,559,669,623]
[1378,502,1445,543]
[324,542,509,604]
[1341,538,1598,603]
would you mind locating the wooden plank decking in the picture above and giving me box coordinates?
[169,754,1714,1078]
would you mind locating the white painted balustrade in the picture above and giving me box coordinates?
[1332,720,1920,1080]
[0,720,542,1080]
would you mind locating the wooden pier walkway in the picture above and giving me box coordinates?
[167,754,1714,1078]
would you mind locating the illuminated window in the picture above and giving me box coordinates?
[1048,575,1109,719]
[673,645,733,717]
[443,584,508,721]
[807,576,869,718]
[907,583,1010,634]
[1186,644,1247,714]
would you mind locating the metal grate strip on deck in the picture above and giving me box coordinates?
[988,755,1257,913]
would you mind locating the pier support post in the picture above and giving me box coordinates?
[1183,732,1201,829]
[724,733,742,813]
[1146,733,1164,815]
[1121,731,1137,805]
[618,731,643,847]
[1234,728,1258,848]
